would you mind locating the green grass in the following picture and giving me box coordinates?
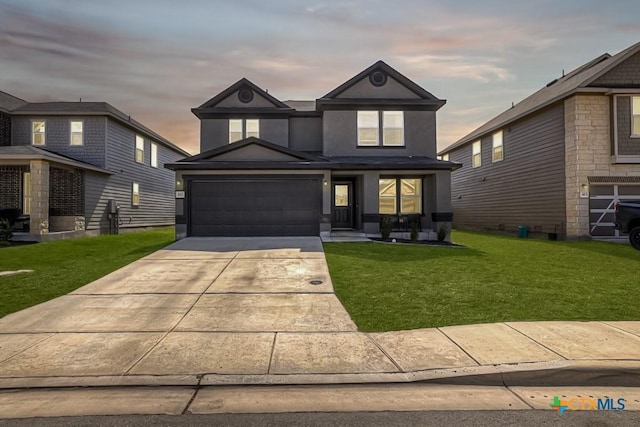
[324,230,640,332]
[0,228,175,317]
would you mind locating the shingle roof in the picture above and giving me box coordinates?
[440,41,640,154]
[0,146,112,174]
[0,91,27,112]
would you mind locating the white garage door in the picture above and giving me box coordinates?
[589,184,640,237]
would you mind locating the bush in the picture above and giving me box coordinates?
[0,218,13,245]
[380,216,393,240]
[410,221,420,241]
[437,224,449,242]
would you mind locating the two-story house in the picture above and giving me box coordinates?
[439,41,640,240]
[167,61,458,239]
[0,91,189,241]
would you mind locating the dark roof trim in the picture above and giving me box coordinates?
[166,161,459,171]
[193,78,291,118]
[316,98,445,111]
[177,137,326,163]
[321,60,444,102]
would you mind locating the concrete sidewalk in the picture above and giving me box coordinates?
[0,237,639,391]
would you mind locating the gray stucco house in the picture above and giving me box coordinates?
[0,91,189,241]
[439,41,640,240]
[167,61,458,239]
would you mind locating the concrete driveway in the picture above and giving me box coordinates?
[0,237,403,384]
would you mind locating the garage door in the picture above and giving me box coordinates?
[589,184,640,237]
[189,178,321,237]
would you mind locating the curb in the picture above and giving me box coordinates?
[1,360,638,390]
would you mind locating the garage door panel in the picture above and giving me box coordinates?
[189,178,320,237]
[589,184,640,238]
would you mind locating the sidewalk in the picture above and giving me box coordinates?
[0,237,639,417]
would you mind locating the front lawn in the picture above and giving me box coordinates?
[324,231,640,332]
[0,228,175,317]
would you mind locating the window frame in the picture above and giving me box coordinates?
[69,120,84,146]
[150,142,158,168]
[357,111,379,146]
[378,177,423,215]
[492,130,503,162]
[135,135,145,164]
[632,96,640,137]
[472,140,482,168]
[132,182,140,207]
[229,118,260,143]
[32,120,46,146]
[357,110,405,147]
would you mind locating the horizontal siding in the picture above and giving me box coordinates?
[449,103,566,235]
[83,119,183,231]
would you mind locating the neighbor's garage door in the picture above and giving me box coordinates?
[189,178,321,237]
[589,184,640,237]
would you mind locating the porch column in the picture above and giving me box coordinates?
[433,170,453,241]
[29,160,49,235]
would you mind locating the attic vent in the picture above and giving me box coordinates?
[546,78,558,87]
[369,70,388,87]
[238,87,254,104]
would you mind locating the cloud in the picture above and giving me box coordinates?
[393,54,514,83]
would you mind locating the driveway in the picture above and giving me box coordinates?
[0,237,409,384]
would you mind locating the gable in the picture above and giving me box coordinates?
[335,75,421,99]
[215,90,281,108]
[212,144,304,161]
[589,50,640,87]
[194,78,291,113]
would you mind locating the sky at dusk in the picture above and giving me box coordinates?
[2,0,640,154]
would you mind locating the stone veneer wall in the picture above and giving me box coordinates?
[565,94,640,237]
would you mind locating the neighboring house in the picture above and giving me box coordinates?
[439,41,640,240]
[0,91,189,241]
[166,61,458,239]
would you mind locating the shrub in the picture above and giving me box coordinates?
[437,224,449,242]
[380,216,393,240]
[0,218,13,245]
[410,221,420,241]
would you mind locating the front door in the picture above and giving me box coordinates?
[333,182,354,229]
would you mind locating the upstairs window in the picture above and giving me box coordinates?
[379,178,422,214]
[229,119,259,143]
[32,121,45,146]
[70,121,83,146]
[440,153,449,161]
[472,140,481,168]
[358,111,405,146]
[135,135,145,163]
[357,111,379,146]
[151,143,158,168]
[633,97,640,136]
[383,111,404,146]
[492,130,503,162]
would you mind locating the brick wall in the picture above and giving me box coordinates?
[0,112,10,146]
[49,168,84,215]
[0,166,26,210]
[565,94,640,237]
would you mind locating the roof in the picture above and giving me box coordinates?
[0,146,112,174]
[8,101,189,157]
[177,137,324,162]
[283,100,316,111]
[0,91,27,112]
[440,41,640,154]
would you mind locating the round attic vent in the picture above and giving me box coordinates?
[238,87,254,104]
[369,70,387,87]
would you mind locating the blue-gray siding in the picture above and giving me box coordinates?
[84,119,182,231]
[11,116,107,167]
[448,103,567,235]
[616,96,640,156]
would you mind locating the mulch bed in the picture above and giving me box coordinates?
[370,238,464,247]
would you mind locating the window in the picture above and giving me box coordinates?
[383,111,404,146]
[441,153,449,161]
[132,182,140,206]
[69,121,83,146]
[358,111,379,146]
[472,140,481,168]
[151,143,158,168]
[492,130,503,162]
[23,172,31,215]
[378,178,422,214]
[229,119,259,143]
[32,121,45,146]
[633,97,640,136]
[135,135,144,163]
[358,111,405,146]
